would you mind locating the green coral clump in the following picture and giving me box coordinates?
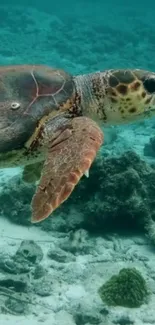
[98,268,149,308]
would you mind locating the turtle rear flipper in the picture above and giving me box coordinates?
[22,162,44,183]
[31,116,103,223]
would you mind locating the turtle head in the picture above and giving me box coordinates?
[0,65,74,153]
[74,69,155,125]
[98,69,155,124]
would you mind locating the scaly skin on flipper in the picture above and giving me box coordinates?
[1,65,155,223]
[31,116,103,223]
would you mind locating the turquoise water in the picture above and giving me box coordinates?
[1,1,155,324]
[0,1,155,74]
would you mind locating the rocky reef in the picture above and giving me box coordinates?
[1,150,155,245]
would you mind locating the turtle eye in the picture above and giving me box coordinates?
[11,102,21,110]
[142,77,155,94]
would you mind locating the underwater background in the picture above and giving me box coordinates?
[1,0,155,324]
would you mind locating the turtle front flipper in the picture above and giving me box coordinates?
[22,162,44,183]
[31,116,103,223]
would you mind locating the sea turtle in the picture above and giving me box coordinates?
[0,65,155,223]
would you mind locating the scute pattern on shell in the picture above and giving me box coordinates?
[0,65,75,152]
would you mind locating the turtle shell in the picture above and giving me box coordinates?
[0,65,75,153]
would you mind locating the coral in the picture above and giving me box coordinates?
[98,268,149,308]
[67,150,149,232]
[2,150,155,244]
